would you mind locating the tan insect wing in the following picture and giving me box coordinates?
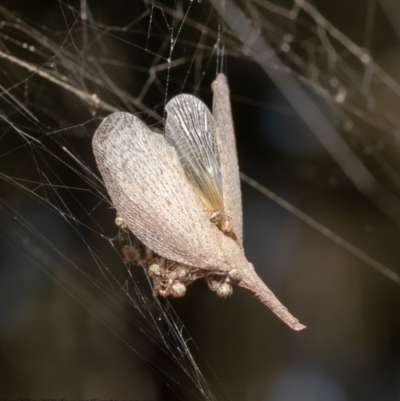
[212,73,243,243]
[92,111,247,271]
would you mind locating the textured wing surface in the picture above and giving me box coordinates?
[212,74,243,244]
[93,112,245,269]
[165,95,224,214]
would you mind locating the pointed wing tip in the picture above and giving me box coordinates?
[293,322,307,331]
[239,268,305,332]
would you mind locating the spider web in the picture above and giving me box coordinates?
[1,0,400,399]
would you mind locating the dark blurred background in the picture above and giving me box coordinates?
[1,1,400,400]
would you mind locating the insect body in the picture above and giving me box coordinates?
[93,74,305,331]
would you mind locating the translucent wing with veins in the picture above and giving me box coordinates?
[165,94,224,217]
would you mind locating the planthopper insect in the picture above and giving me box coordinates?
[92,74,305,331]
